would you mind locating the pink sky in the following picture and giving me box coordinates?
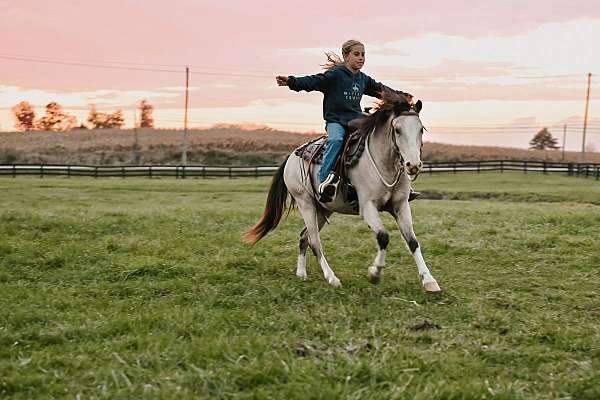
[1,0,599,150]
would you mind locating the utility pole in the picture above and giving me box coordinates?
[182,66,190,166]
[562,124,566,161]
[581,72,591,162]
[133,107,140,165]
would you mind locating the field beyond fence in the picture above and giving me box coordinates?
[2,126,600,166]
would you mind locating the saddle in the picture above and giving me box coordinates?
[293,116,369,207]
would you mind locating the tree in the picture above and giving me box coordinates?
[11,101,36,131]
[529,128,559,150]
[87,105,125,129]
[139,99,154,128]
[36,102,77,132]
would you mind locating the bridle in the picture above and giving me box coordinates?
[365,109,424,187]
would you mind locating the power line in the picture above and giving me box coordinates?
[0,52,276,74]
[1,53,594,81]
[0,55,183,74]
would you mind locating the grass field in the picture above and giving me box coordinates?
[1,173,599,399]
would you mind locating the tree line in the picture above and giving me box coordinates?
[11,100,154,131]
[10,99,563,151]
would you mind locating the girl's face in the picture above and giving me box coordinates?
[343,44,365,72]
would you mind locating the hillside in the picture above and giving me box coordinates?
[1,126,599,165]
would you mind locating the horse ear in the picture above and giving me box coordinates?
[415,100,422,113]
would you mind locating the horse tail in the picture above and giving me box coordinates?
[243,156,295,244]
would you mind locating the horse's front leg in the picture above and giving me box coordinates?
[361,201,389,284]
[394,202,441,292]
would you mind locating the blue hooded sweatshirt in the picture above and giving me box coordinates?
[287,64,409,127]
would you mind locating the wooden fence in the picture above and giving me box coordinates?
[1,160,599,180]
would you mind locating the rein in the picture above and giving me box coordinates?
[365,125,404,188]
[364,110,423,188]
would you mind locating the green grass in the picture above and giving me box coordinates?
[1,173,599,399]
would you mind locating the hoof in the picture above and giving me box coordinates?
[367,266,381,285]
[296,271,307,280]
[328,277,342,287]
[423,280,441,293]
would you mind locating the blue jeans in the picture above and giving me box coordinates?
[319,122,346,182]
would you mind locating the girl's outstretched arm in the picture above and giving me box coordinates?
[285,69,337,92]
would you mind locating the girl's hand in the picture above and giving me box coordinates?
[276,76,288,86]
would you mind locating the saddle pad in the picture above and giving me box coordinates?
[293,133,367,168]
[294,136,326,164]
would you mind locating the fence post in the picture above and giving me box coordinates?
[67,165,71,179]
[568,163,573,176]
[228,167,232,179]
[182,166,187,179]
[202,166,205,179]
[255,166,258,178]
[524,161,527,174]
[477,161,480,173]
[585,165,590,178]
[500,160,504,173]
[596,166,599,181]
[543,161,547,175]
[94,166,98,179]
[175,166,179,179]
[149,166,153,179]
[40,164,44,179]
[12,164,16,178]
[121,166,125,179]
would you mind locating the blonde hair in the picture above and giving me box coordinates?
[322,39,364,70]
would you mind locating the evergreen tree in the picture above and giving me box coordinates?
[529,128,559,150]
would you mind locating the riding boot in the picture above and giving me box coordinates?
[318,173,339,203]
[408,188,421,202]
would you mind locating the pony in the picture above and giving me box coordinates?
[244,91,441,292]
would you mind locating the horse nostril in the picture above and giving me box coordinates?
[406,162,411,167]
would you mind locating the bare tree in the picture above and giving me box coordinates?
[11,101,36,131]
[529,128,559,150]
[36,102,77,132]
[139,99,154,128]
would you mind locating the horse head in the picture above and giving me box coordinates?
[392,100,424,179]
[375,91,424,179]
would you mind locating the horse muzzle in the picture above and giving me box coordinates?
[405,161,422,177]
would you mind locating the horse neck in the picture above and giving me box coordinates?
[368,122,400,175]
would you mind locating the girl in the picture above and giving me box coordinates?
[276,39,414,202]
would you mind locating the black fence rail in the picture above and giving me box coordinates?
[0,161,599,180]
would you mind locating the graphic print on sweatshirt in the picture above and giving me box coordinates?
[344,82,362,102]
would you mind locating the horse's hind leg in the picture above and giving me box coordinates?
[297,227,309,280]
[360,200,389,284]
[394,202,441,292]
[296,210,331,280]
[296,200,340,287]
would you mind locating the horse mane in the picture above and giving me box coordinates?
[355,90,413,137]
